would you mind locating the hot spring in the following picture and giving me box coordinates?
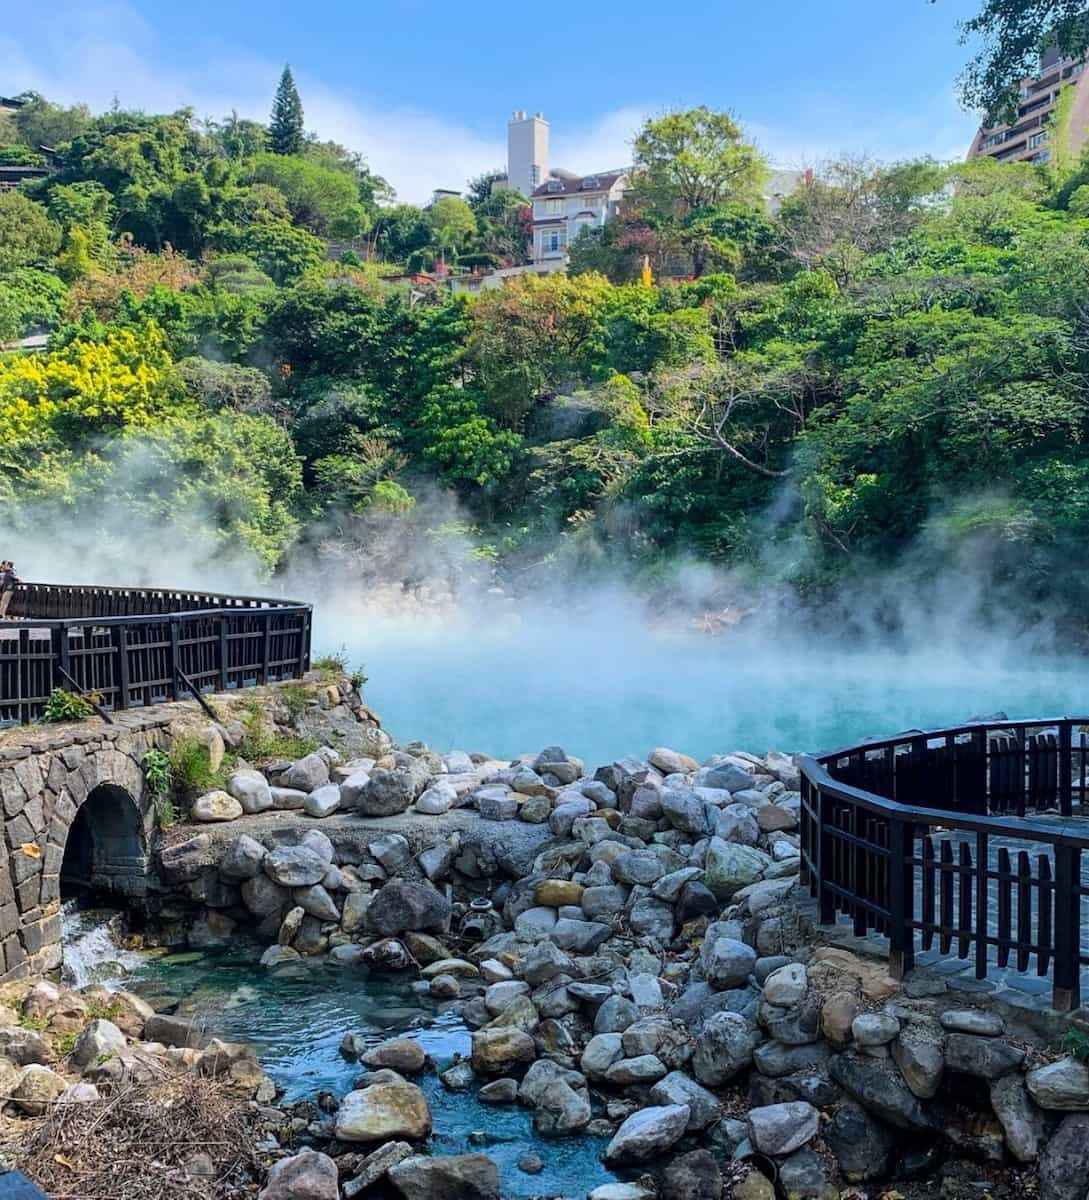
[320,597,1089,764]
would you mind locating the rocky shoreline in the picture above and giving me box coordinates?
[0,677,1086,1200]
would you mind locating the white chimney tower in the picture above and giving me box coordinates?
[507,110,549,198]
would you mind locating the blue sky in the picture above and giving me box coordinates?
[3,1,985,202]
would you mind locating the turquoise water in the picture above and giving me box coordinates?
[125,946,619,1198]
[326,605,1089,765]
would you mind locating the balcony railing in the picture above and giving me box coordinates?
[0,582,312,725]
[799,718,1089,1011]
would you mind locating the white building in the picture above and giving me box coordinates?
[530,171,628,264]
[507,111,549,198]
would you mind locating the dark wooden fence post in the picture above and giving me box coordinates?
[888,817,914,979]
[116,624,129,710]
[218,617,229,692]
[168,619,180,703]
[817,787,835,924]
[1060,721,1073,817]
[1053,843,1082,1011]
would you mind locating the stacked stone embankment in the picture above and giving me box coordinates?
[149,696,1089,1200]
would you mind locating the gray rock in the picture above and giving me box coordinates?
[762,963,807,1007]
[388,1153,500,1200]
[944,1032,1024,1080]
[1027,1057,1089,1111]
[825,1102,896,1182]
[522,941,573,986]
[293,884,339,922]
[829,1054,934,1131]
[604,1104,691,1163]
[612,849,667,885]
[776,1149,837,1200]
[416,784,456,815]
[753,1041,831,1079]
[762,994,822,1045]
[478,1078,518,1104]
[258,1149,338,1200]
[692,1011,758,1086]
[264,845,328,888]
[227,772,274,815]
[581,1033,625,1079]
[700,762,754,792]
[939,1009,1004,1036]
[581,885,628,921]
[661,789,710,835]
[515,907,557,937]
[748,1101,819,1155]
[335,1081,431,1142]
[629,973,663,1010]
[891,1019,944,1099]
[650,1070,721,1132]
[280,753,330,793]
[628,897,675,943]
[303,784,340,818]
[343,1143,413,1197]
[595,996,638,1035]
[605,1054,668,1085]
[270,786,308,810]
[359,768,416,816]
[70,1019,126,1071]
[652,867,702,902]
[550,918,611,953]
[704,838,767,900]
[852,1013,900,1047]
[366,880,451,936]
[991,1075,1047,1163]
[714,805,760,846]
[218,834,267,881]
[703,937,758,991]
[1039,1113,1089,1200]
[534,1078,592,1135]
[241,874,289,918]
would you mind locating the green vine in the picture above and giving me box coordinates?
[143,749,178,828]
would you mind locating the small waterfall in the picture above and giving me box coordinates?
[60,900,143,988]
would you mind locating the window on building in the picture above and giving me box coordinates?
[1028,131,1048,148]
[542,198,563,215]
[530,165,541,188]
[540,228,566,255]
[580,176,599,190]
[546,179,564,193]
[1033,148,1052,163]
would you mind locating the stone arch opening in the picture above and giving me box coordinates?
[60,784,148,902]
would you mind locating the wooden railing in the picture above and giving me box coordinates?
[0,582,311,725]
[799,719,1089,1011]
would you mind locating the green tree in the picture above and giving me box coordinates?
[10,93,92,149]
[428,196,477,270]
[236,221,326,284]
[247,152,368,237]
[0,192,60,271]
[950,0,1089,116]
[269,65,305,156]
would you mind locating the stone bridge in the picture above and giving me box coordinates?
[0,704,212,979]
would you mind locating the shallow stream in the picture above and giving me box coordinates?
[117,942,621,1198]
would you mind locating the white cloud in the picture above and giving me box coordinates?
[2,4,978,204]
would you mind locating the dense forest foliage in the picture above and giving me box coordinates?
[4,79,1089,623]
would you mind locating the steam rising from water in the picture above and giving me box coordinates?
[6,500,1087,764]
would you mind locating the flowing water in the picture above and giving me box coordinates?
[78,923,620,1197]
[60,901,144,988]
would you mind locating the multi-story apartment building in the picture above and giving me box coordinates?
[530,171,628,264]
[968,47,1089,165]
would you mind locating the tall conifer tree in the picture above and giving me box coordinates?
[269,65,304,156]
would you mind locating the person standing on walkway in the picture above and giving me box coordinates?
[0,562,20,619]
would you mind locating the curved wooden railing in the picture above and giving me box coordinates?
[799,718,1089,1011]
[0,582,312,726]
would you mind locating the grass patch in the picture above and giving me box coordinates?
[312,648,349,682]
[54,1031,78,1058]
[18,1014,44,1032]
[279,682,311,718]
[237,701,317,764]
[170,737,228,803]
